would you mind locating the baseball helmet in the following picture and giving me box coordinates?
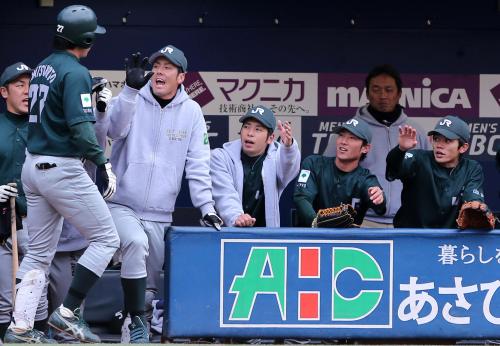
[55,5,106,48]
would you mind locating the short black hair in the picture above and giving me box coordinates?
[53,36,77,50]
[365,64,402,93]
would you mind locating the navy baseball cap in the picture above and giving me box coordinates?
[239,105,276,131]
[149,45,188,72]
[0,62,33,86]
[333,117,372,143]
[428,115,470,143]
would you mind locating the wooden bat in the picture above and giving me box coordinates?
[8,182,18,307]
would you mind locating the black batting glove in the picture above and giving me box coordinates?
[97,161,117,200]
[125,52,153,90]
[201,213,223,231]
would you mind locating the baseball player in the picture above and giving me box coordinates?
[0,62,49,341]
[323,65,430,228]
[386,115,487,228]
[102,44,222,342]
[4,5,119,344]
[210,105,301,227]
[47,80,112,343]
[294,117,386,227]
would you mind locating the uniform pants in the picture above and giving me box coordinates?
[0,225,48,324]
[107,203,167,302]
[361,219,394,228]
[18,153,119,280]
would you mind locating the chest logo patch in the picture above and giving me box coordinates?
[404,152,414,159]
[80,93,92,108]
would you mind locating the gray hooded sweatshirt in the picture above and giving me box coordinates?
[324,105,430,223]
[104,83,215,223]
[210,139,300,227]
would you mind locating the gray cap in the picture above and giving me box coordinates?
[333,117,372,143]
[0,62,32,86]
[149,45,187,72]
[239,105,276,131]
[428,115,470,143]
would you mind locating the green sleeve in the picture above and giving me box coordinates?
[462,161,485,203]
[293,156,320,227]
[386,145,418,181]
[70,121,107,166]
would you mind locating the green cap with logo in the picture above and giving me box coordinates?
[333,117,372,143]
[428,115,470,143]
[239,105,276,131]
[149,45,188,72]
[1,62,33,86]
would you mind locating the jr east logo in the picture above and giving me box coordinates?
[220,240,393,328]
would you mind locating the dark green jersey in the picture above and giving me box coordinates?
[27,50,96,157]
[386,146,485,228]
[0,112,28,215]
[241,149,266,227]
[294,155,386,227]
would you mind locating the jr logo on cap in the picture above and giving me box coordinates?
[251,107,265,115]
[346,119,359,126]
[439,119,452,127]
[16,64,30,71]
[161,47,174,54]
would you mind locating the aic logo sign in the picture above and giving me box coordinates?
[220,239,393,328]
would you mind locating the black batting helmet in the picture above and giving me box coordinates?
[55,5,106,48]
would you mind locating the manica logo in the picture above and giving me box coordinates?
[222,240,391,327]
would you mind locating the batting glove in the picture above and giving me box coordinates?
[97,161,117,200]
[96,87,112,112]
[201,213,223,231]
[125,52,153,90]
[0,184,17,203]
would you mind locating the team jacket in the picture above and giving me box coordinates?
[386,146,485,228]
[210,139,300,227]
[324,105,430,224]
[104,84,215,223]
[294,155,386,227]
[0,112,28,216]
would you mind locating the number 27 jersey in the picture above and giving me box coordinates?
[27,50,96,157]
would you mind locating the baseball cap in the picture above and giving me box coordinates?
[239,105,276,131]
[149,45,188,72]
[0,62,33,86]
[428,115,470,143]
[333,117,372,143]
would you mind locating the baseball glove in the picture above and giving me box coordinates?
[312,203,357,228]
[456,201,496,230]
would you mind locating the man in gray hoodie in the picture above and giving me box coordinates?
[324,65,429,228]
[210,105,300,227]
[102,45,222,342]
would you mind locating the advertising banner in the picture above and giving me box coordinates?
[165,227,500,339]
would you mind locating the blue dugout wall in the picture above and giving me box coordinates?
[165,226,500,339]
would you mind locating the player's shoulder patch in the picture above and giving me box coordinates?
[298,169,311,183]
[80,93,92,108]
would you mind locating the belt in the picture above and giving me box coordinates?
[35,163,57,170]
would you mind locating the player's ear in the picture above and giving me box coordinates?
[177,72,185,84]
[458,142,469,154]
[0,86,8,99]
[267,132,275,144]
[361,143,371,154]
